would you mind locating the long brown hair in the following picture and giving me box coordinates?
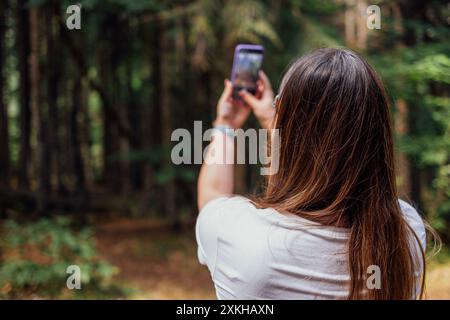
[256,48,425,299]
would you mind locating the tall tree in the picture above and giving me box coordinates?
[30,6,50,214]
[394,99,410,198]
[396,0,432,211]
[99,15,122,193]
[69,73,86,201]
[16,0,31,189]
[126,45,143,191]
[0,0,9,187]
[344,0,368,50]
[46,1,65,194]
[159,21,177,227]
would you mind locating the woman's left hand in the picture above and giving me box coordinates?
[214,79,251,129]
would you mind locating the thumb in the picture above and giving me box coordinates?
[238,90,259,109]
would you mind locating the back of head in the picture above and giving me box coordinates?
[259,48,424,299]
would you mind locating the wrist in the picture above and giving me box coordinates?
[213,121,236,139]
[214,117,235,129]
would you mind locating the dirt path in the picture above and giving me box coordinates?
[95,218,215,299]
[426,261,450,299]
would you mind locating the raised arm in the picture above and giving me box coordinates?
[197,73,275,210]
[197,80,250,210]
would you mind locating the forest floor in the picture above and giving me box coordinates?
[95,218,216,299]
[95,218,450,300]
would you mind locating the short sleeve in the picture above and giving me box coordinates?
[399,199,427,299]
[399,199,427,252]
[195,197,231,274]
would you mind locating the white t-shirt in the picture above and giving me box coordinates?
[195,196,426,300]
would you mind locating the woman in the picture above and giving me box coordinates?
[196,48,426,299]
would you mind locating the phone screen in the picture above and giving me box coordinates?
[233,50,264,95]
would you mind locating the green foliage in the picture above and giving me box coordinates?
[0,217,120,299]
[222,0,281,47]
[373,46,450,233]
[403,53,450,231]
[154,166,196,185]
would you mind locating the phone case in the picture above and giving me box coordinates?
[230,44,264,83]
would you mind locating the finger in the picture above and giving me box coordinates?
[255,84,263,99]
[259,70,273,93]
[256,79,262,88]
[257,82,264,96]
[238,89,259,109]
[219,79,233,102]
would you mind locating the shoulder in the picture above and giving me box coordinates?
[197,196,256,229]
[198,196,254,215]
[195,196,261,272]
[398,199,427,251]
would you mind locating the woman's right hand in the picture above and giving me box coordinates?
[238,70,276,129]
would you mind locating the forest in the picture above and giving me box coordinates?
[0,0,449,299]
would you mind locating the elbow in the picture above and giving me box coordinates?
[197,187,224,212]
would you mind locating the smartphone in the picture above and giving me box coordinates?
[230,44,264,98]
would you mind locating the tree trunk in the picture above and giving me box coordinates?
[99,18,122,193]
[356,0,368,50]
[396,0,428,211]
[46,2,65,194]
[159,23,177,228]
[138,22,161,215]
[17,0,31,189]
[344,0,356,48]
[0,0,9,189]
[69,74,86,200]
[344,0,368,50]
[149,21,162,181]
[126,51,142,191]
[394,99,410,199]
[30,7,50,215]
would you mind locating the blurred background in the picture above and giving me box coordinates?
[0,0,449,299]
